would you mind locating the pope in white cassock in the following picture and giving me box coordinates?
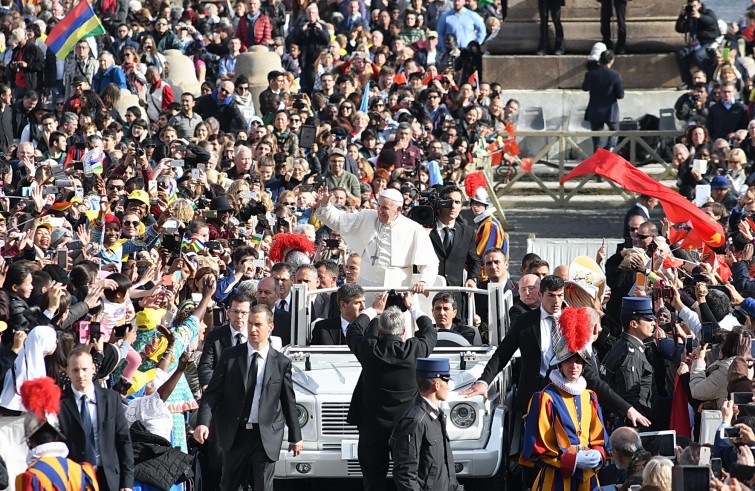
[314,186,438,293]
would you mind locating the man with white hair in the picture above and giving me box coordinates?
[91,51,127,93]
[315,186,438,293]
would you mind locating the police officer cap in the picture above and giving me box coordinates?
[621,297,655,319]
[416,358,450,378]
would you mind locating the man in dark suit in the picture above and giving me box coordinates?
[347,291,437,491]
[462,275,650,426]
[475,247,517,326]
[255,276,292,345]
[509,273,541,324]
[197,292,253,491]
[60,348,134,491]
[198,292,255,388]
[622,195,657,240]
[430,185,480,319]
[582,49,624,153]
[311,283,365,345]
[194,304,303,491]
[432,292,477,345]
[312,260,341,320]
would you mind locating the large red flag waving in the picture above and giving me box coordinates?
[560,150,725,247]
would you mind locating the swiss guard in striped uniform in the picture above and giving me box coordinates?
[519,307,609,491]
[16,377,99,491]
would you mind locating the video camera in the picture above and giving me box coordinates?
[408,189,452,227]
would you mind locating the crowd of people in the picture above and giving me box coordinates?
[3,0,755,489]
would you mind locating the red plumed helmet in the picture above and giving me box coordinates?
[551,307,592,366]
[464,172,487,199]
[20,376,64,440]
[269,233,316,263]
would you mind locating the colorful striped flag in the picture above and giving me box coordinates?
[181,236,206,253]
[45,0,106,60]
[251,233,263,246]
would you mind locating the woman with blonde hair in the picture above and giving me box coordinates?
[726,148,747,195]
[167,198,195,223]
[357,158,374,183]
[641,457,672,491]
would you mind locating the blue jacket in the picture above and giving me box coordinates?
[92,65,128,93]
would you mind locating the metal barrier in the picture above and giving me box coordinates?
[491,129,683,206]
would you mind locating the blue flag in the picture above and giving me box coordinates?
[360,81,370,113]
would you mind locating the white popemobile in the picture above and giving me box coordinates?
[273,282,518,486]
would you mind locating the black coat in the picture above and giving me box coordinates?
[273,307,291,346]
[0,104,13,154]
[582,65,624,124]
[311,317,348,345]
[197,325,234,387]
[195,94,247,133]
[429,221,480,288]
[346,313,437,431]
[5,42,45,92]
[58,386,135,491]
[312,292,340,320]
[196,343,302,460]
[130,422,194,490]
[675,6,719,45]
[477,308,631,416]
[390,397,461,491]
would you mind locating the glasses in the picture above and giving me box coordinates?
[229,309,250,315]
[108,184,124,191]
[156,22,168,26]
[123,220,139,226]
[281,201,296,206]
[636,234,655,240]
[342,105,353,110]
[219,88,231,94]
[428,95,440,99]
[290,118,301,122]
[628,227,639,232]
[56,102,64,106]
[439,376,451,383]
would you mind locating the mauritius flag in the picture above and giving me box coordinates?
[45,0,106,60]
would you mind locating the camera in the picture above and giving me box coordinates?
[134,142,145,158]
[292,94,306,110]
[408,189,452,227]
[651,284,674,302]
[385,289,408,312]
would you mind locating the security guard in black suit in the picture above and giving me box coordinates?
[347,291,438,491]
[391,358,461,491]
[601,297,658,427]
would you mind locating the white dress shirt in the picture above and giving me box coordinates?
[246,343,270,424]
[538,306,558,377]
[71,385,100,466]
[230,325,246,346]
[340,317,350,337]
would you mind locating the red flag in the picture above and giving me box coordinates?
[663,256,684,268]
[490,149,503,165]
[504,122,516,138]
[393,72,407,85]
[468,70,478,88]
[561,150,725,247]
[422,72,433,85]
[503,138,520,156]
[667,226,688,246]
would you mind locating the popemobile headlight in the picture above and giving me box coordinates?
[296,404,309,428]
[449,403,476,429]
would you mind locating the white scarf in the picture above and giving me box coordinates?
[473,208,495,224]
[27,441,69,465]
[549,369,587,396]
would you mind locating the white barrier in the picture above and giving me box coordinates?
[526,236,624,270]
[0,416,29,491]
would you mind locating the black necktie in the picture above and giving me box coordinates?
[241,352,260,423]
[236,332,244,346]
[442,226,452,253]
[80,394,96,465]
[279,299,287,312]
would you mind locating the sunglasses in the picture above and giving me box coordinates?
[439,376,450,382]
[629,227,639,232]
[108,184,124,191]
[123,220,140,226]
[281,201,296,206]
[636,234,655,240]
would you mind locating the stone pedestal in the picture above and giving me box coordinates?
[235,47,284,108]
[163,49,201,96]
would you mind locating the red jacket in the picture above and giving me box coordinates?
[236,13,273,50]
